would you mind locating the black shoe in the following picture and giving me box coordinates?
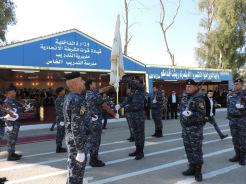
[151,132,157,137]
[89,159,106,167]
[102,127,107,130]
[50,128,54,131]
[13,153,22,158]
[129,150,137,157]
[56,146,67,153]
[127,137,131,140]
[7,153,21,161]
[135,152,144,160]
[182,165,195,176]
[156,130,163,138]
[229,155,240,162]
[220,134,228,140]
[0,177,7,183]
[135,146,144,160]
[194,165,203,182]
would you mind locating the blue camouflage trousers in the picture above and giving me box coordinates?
[182,125,204,165]
[125,112,134,138]
[56,124,65,147]
[89,119,102,158]
[151,109,163,131]
[229,118,246,155]
[6,123,20,154]
[131,111,145,148]
[66,137,87,184]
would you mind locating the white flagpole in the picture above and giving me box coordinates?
[116,58,119,117]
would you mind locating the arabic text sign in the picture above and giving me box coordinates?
[148,68,232,81]
[41,38,101,67]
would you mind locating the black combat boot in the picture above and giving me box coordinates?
[7,153,21,161]
[129,150,137,157]
[13,153,22,158]
[239,153,246,166]
[156,130,163,138]
[0,177,7,182]
[151,131,157,137]
[194,165,203,182]
[56,146,67,153]
[89,157,106,167]
[229,150,240,162]
[135,146,144,160]
[182,164,195,176]
[220,134,228,140]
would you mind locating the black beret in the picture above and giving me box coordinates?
[65,72,81,81]
[185,79,196,86]
[56,87,65,95]
[234,78,244,83]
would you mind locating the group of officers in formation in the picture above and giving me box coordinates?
[0,71,245,184]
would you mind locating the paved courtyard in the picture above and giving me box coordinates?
[0,110,245,184]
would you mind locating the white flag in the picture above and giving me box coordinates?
[110,14,124,86]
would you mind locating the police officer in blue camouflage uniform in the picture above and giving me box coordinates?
[85,79,115,167]
[150,86,164,138]
[116,76,146,160]
[227,78,246,166]
[4,86,22,161]
[180,79,206,182]
[63,72,91,184]
[55,87,67,153]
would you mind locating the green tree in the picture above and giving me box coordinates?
[196,0,246,78]
[0,0,16,43]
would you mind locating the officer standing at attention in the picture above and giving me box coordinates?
[150,86,164,138]
[4,86,22,161]
[180,79,206,182]
[63,72,90,184]
[85,79,115,167]
[227,78,246,165]
[55,87,67,153]
[116,76,146,160]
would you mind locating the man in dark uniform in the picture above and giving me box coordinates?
[4,86,22,161]
[55,87,67,153]
[180,79,206,182]
[150,86,164,138]
[116,76,146,160]
[168,91,178,119]
[63,72,91,184]
[227,78,246,166]
[85,79,115,167]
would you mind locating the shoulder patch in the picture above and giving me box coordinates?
[80,106,86,115]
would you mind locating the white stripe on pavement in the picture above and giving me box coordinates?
[175,164,241,184]
[0,123,229,162]
[3,136,232,184]
[88,148,234,184]
[0,129,230,172]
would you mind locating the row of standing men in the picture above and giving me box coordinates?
[0,73,245,184]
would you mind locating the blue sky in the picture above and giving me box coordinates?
[6,0,202,67]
